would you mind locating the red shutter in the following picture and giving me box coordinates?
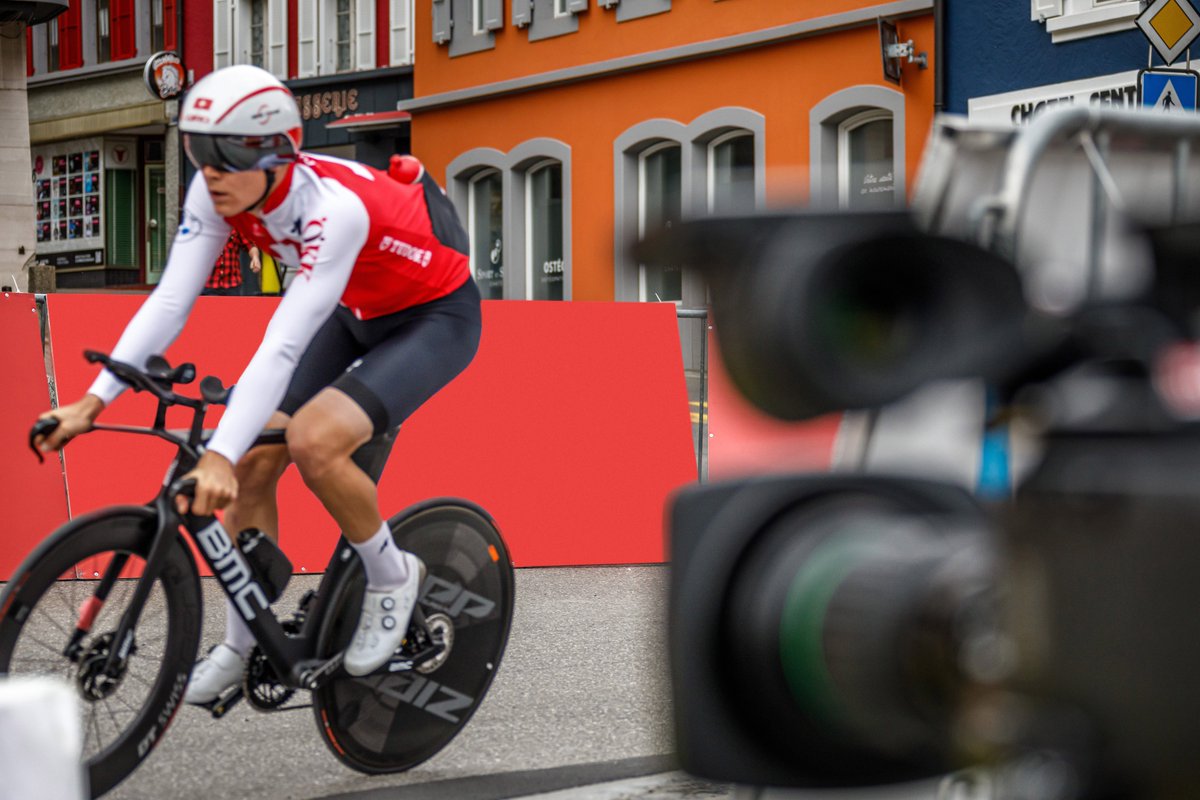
[377,0,389,68]
[163,0,177,51]
[288,0,298,78]
[58,1,83,70]
[111,0,136,61]
[26,25,33,76]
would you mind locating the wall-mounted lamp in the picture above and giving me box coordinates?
[879,18,928,84]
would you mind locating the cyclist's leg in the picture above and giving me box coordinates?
[287,279,481,674]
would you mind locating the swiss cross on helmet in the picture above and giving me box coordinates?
[180,65,302,172]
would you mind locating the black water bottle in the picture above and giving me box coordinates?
[237,528,293,603]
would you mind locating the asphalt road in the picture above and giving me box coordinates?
[101,565,693,800]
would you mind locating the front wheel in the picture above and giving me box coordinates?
[312,499,515,773]
[0,507,202,798]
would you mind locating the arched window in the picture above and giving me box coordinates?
[468,169,504,299]
[448,139,572,300]
[837,110,895,210]
[811,86,905,210]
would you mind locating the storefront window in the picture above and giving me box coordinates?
[638,143,682,302]
[31,138,107,263]
[250,0,266,68]
[335,0,353,72]
[708,131,755,215]
[839,111,895,210]
[469,169,504,299]
[527,160,563,301]
[97,0,111,63]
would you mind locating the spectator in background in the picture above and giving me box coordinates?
[203,229,261,295]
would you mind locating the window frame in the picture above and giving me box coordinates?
[96,0,111,63]
[836,109,895,209]
[810,85,906,211]
[1032,0,1141,43]
[448,139,574,301]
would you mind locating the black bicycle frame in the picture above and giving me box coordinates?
[77,352,402,691]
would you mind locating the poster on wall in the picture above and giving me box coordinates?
[31,137,105,256]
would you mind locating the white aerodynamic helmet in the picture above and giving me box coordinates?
[179,65,302,172]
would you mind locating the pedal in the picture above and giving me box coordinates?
[191,684,244,719]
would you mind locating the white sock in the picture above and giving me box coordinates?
[224,598,256,658]
[350,522,411,589]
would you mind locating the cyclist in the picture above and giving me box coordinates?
[33,64,481,702]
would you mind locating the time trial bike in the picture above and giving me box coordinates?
[0,350,515,798]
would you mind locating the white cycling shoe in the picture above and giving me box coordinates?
[344,552,425,677]
[184,643,246,705]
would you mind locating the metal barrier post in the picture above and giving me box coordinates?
[677,307,709,481]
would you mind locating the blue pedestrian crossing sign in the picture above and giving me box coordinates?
[1140,68,1200,112]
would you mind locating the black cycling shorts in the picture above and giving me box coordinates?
[279,277,481,435]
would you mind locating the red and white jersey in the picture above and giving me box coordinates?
[227,153,469,320]
[87,153,471,465]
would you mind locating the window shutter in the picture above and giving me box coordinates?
[269,0,287,77]
[111,0,136,60]
[483,0,503,30]
[298,0,318,76]
[163,0,177,50]
[512,0,531,27]
[567,0,587,12]
[214,0,232,68]
[390,0,411,65]
[106,170,137,268]
[1031,0,1062,20]
[432,0,452,44]
[58,2,82,69]
[355,0,375,69]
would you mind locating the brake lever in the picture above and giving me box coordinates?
[29,418,60,464]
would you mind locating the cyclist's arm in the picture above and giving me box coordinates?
[87,174,229,405]
[205,194,370,465]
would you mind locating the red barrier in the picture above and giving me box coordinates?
[0,294,70,579]
[706,327,840,479]
[35,295,696,574]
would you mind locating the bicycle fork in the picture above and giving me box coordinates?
[64,493,183,698]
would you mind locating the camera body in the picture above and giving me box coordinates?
[655,109,1200,799]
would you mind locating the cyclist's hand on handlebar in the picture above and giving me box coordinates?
[176,451,238,516]
[35,394,105,454]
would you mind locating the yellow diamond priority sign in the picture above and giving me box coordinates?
[1138,0,1200,66]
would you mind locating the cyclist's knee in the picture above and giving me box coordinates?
[286,416,362,479]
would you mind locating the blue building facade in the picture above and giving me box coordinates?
[945,1,1187,124]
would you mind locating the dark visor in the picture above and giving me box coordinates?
[184,132,297,173]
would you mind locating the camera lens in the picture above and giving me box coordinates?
[719,495,995,785]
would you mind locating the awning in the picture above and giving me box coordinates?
[325,110,413,131]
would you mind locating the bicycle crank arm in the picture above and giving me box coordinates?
[295,654,344,690]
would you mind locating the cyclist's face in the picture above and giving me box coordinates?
[200,165,268,216]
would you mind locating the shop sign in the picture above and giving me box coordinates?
[44,249,105,268]
[106,140,137,170]
[143,51,186,100]
[296,89,360,122]
[968,70,1140,126]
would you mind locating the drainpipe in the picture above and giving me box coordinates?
[934,0,945,112]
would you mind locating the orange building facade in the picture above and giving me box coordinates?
[403,0,938,311]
